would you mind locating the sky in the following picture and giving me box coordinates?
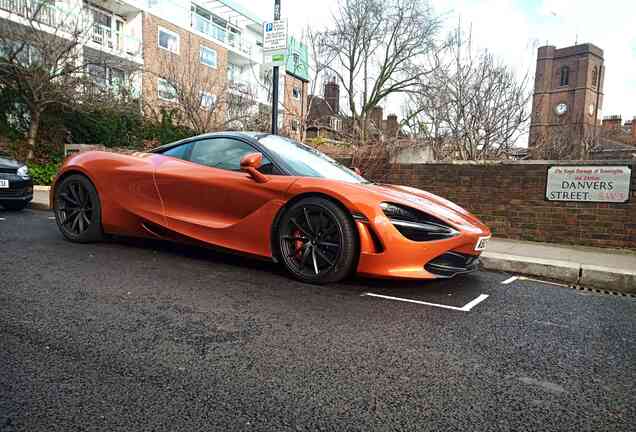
[238,0,636,123]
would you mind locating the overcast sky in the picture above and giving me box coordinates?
[238,0,636,123]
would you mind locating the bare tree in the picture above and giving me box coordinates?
[404,25,531,160]
[321,0,442,143]
[530,107,601,160]
[147,34,256,135]
[0,1,131,159]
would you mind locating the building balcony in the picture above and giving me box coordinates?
[191,11,252,58]
[0,0,56,27]
[90,22,141,59]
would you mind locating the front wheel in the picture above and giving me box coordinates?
[277,197,357,284]
[53,174,104,243]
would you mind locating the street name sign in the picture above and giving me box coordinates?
[546,165,632,203]
[263,19,288,52]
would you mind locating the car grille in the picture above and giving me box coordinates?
[425,252,480,278]
[0,185,29,197]
[0,167,17,174]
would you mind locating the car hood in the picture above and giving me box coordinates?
[357,182,488,233]
[0,156,23,171]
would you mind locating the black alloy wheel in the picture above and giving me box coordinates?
[54,174,103,243]
[278,197,357,284]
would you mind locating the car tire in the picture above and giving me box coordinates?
[1,201,28,211]
[53,174,104,243]
[277,197,357,284]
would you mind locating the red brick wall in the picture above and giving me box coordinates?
[371,160,636,250]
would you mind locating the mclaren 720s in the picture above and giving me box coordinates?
[51,132,491,284]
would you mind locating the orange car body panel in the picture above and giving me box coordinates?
[53,150,491,280]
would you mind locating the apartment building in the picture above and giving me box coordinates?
[0,0,145,93]
[0,0,309,134]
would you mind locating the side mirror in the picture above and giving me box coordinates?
[240,152,269,183]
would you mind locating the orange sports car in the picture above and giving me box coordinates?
[51,132,491,284]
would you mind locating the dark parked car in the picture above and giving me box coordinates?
[0,153,33,211]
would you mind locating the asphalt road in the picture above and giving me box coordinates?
[1,209,635,431]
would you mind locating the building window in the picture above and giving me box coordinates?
[329,116,341,131]
[559,66,569,86]
[200,46,217,68]
[200,92,216,110]
[157,78,177,101]
[591,66,598,87]
[292,86,301,100]
[158,26,179,54]
[291,119,299,131]
[292,52,300,65]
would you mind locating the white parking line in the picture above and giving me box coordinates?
[361,292,489,312]
[48,216,55,220]
[501,276,519,284]
[0,217,5,221]
[502,275,570,288]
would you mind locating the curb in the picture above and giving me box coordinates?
[31,185,51,210]
[30,201,51,211]
[481,252,580,283]
[580,265,636,294]
[481,252,635,294]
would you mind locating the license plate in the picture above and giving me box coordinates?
[0,179,8,188]
[475,236,490,251]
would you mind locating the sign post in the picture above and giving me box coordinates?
[263,0,286,135]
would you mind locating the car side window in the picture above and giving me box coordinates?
[162,143,191,160]
[189,138,275,173]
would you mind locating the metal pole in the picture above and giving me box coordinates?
[271,0,281,135]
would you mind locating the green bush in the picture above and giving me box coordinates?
[27,161,60,186]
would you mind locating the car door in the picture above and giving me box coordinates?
[153,136,296,257]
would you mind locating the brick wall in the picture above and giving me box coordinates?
[282,73,308,140]
[141,13,228,123]
[370,160,636,250]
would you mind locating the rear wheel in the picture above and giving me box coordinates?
[53,174,104,243]
[277,197,357,284]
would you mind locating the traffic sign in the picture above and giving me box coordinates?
[263,19,288,52]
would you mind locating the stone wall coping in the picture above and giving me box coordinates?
[382,159,635,167]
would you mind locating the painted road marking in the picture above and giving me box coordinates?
[0,217,5,221]
[48,216,55,220]
[361,292,489,312]
[503,275,570,288]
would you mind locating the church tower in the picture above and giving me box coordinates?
[528,44,604,159]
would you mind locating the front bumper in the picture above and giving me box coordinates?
[355,216,490,280]
[0,174,34,203]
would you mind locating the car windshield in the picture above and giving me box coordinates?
[258,135,368,184]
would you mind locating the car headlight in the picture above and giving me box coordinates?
[380,202,458,241]
[17,165,29,179]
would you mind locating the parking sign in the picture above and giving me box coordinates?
[262,19,288,52]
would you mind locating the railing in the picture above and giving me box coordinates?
[192,12,252,57]
[91,23,140,57]
[0,0,56,26]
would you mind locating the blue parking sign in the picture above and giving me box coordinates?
[266,23,273,32]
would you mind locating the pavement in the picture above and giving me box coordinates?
[29,186,636,293]
[1,208,635,431]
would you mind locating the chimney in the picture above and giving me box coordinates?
[324,78,339,114]
[386,114,399,137]
[602,115,622,129]
[371,106,383,130]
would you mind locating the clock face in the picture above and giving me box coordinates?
[555,103,568,116]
